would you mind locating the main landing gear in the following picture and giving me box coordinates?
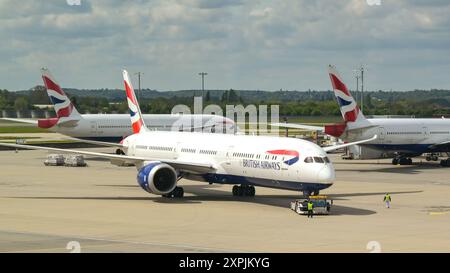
[426,154,439,161]
[440,158,450,167]
[232,185,255,197]
[392,157,413,165]
[163,186,184,198]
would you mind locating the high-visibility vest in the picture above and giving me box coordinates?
[385,195,391,201]
[307,202,313,210]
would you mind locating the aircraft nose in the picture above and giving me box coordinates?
[317,165,335,183]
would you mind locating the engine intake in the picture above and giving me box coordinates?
[137,162,177,195]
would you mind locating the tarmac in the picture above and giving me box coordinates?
[0,146,449,252]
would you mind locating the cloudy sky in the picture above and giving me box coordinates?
[1,0,450,91]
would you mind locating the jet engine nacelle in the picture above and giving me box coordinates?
[137,162,177,195]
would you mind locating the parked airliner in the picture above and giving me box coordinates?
[2,68,237,143]
[0,70,376,198]
[273,65,450,166]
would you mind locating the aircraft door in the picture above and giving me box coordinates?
[422,126,428,139]
[223,145,235,173]
[172,142,181,160]
[90,121,97,135]
[378,127,386,141]
[128,143,135,156]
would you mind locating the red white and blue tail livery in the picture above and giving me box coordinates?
[123,70,148,134]
[328,65,367,126]
[41,68,80,119]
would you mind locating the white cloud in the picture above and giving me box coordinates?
[249,7,273,18]
[0,0,449,91]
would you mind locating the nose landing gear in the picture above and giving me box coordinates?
[392,157,412,165]
[440,158,450,167]
[302,190,320,197]
[162,186,184,198]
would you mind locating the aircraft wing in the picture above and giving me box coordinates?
[322,135,378,152]
[270,122,324,131]
[178,124,218,132]
[1,118,38,125]
[428,140,450,150]
[67,138,124,148]
[272,122,378,132]
[0,142,215,174]
[1,117,80,127]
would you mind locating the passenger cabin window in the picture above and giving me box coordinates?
[136,145,147,150]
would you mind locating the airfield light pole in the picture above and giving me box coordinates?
[134,72,143,101]
[360,66,365,112]
[353,72,360,104]
[199,72,208,99]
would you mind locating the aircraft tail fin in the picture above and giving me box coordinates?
[123,69,148,134]
[41,68,81,119]
[328,65,370,128]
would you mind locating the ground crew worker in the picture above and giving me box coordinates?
[307,200,314,218]
[384,193,392,208]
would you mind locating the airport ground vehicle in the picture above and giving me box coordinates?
[290,196,332,215]
[64,155,87,167]
[44,154,65,166]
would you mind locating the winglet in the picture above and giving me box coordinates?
[123,70,148,134]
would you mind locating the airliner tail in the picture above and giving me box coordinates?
[41,68,81,119]
[123,70,148,134]
[328,65,370,128]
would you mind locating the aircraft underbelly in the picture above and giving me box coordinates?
[184,173,332,192]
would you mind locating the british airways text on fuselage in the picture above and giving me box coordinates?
[242,159,282,170]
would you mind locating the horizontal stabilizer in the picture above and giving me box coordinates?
[1,118,38,125]
[37,117,79,129]
[271,122,324,131]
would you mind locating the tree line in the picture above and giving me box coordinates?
[1,87,450,117]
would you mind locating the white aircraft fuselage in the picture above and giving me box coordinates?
[46,114,236,142]
[123,131,335,193]
[342,118,450,155]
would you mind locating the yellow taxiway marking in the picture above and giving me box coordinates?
[429,211,450,216]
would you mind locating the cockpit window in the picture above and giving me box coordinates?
[305,156,330,164]
[314,157,324,163]
[304,157,314,163]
